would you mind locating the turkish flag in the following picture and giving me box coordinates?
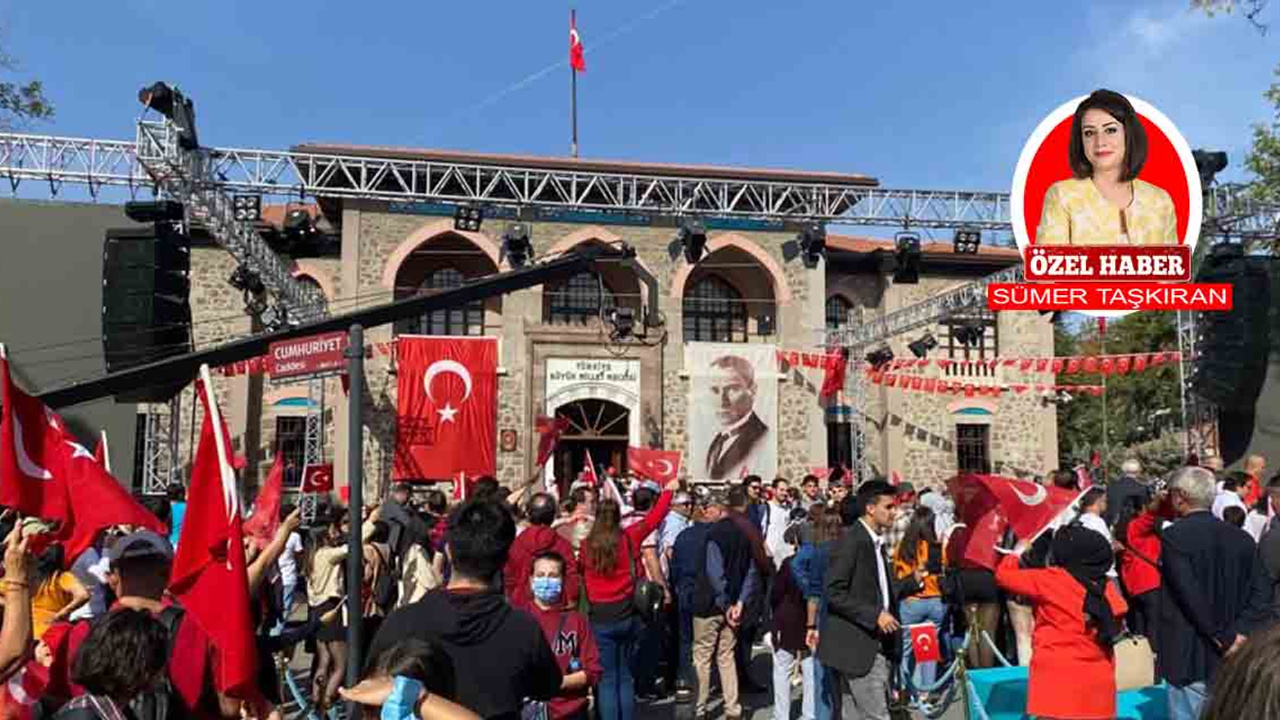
[1,354,67,521]
[946,475,1006,571]
[2,355,163,562]
[169,371,257,698]
[536,415,571,467]
[569,11,586,72]
[301,463,334,493]
[909,623,941,663]
[394,337,497,480]
[628,446,680,483]
[967,474,1081,541]
[582,449,600,486]
[92,431,111,474]
[243,451,284,548]
[820,349,847,398]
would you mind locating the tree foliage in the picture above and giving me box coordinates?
[0,43,52,130]
[1246,64,1280,207]
[1192,0,1271,32]
[1055,313,1182,472]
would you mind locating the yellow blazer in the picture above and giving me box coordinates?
[1036,177,1178,246]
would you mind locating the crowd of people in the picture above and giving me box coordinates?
[2,454,1280,720]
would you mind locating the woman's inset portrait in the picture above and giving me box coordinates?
[1036,89,1178,246]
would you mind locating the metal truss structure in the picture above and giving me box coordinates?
[300,377,325,527]
[139,396,180,496]
[5,121,1278,484]
[0,131,1011,228]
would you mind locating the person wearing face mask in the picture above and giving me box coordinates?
[522,552,603,720]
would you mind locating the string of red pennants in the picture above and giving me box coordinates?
[217,341,1179,380]
[776,349,1181,376]
[865,369,1106,397]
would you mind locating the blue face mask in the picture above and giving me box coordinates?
[531,576,563,604]
[382,676,423,720]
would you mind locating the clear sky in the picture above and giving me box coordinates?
[4,0,1277,210]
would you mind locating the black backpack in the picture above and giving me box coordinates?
[54,607,188,720]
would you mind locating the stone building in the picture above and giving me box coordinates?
[168,148,1056,498]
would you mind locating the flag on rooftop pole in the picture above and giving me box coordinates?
[570,9,585,157]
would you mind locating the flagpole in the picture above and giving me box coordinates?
[570,8,579,158]
[343,324,365,706]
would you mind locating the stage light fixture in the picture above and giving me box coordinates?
[908,333,938,359]
[893,232,921,284]
[678,218,708,264]
[454,205,484,232]
[757,313,775,337]
[228,265,266,296]
[137,81,198,149]
[283,208,316,236]
[608,306,636,339]
[232,195,262,222]
[124,200,185,224]
[503,223,533,267]
[953,228,981,254]
[865,345,894,369]
[954,322,984,347]
[798,223,827,264]
[1193,149,1228,188]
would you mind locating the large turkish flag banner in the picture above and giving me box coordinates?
[394,336,497,480]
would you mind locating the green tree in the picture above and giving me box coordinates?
[1192,0,1270,32]
[1055,312,1182,473]
[0,43,53,129]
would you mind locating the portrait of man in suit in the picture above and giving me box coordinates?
[703,354,770,481]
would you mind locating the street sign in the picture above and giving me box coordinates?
[267,331,348,382]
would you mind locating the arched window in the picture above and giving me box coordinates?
[683,275,748,343]
[826,295,853,331]
[418,268,484,336]
[545,272,615,324]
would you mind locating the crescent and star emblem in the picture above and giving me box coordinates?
[654,459,675,476]
[11,415,51,479]
[1009,480,1047,506]
[570,28,581,44]
[916,634,933,651]
[424,360,474,424]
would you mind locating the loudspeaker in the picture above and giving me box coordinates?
[102,225,193,402]
[1190,249,1271,411]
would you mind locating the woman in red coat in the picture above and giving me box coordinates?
[995,524,1129,720]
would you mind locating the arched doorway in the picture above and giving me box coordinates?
[553,398,630,489]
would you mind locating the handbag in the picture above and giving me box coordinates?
[624,533,664,625]
[1113,634,1155,691]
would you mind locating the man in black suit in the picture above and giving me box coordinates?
[704,355,769,481]
[817,480,921,720]
[1158,465,1272,720]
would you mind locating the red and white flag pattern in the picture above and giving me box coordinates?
[569,11,586,72]
[168,368,258,698]
[627,446,680,484]
[909,623,942,663]
[394,337,497,480]
[92,430,111,474]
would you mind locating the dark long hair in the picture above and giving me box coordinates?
[895,505,938,566]
[810,503,842,545]
[33,543,65,591]
[583,498,623,575]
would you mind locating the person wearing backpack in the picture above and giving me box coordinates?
[31,530,241,720]
[519,551,601,720]
[52,609,170,720]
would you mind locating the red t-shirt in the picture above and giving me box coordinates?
[32,602,212,715]
[523,603,602,720]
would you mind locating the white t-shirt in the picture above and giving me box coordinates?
[763,502,792,569]
[1212,491,1247,521]
[278,532,303,587]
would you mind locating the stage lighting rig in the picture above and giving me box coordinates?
[503,223,533,267]
[608,306,636,340]
[454,205,484,232]
[233,195,262,222]
[228,265,266,296]
[953,228,981,254]
[908,333,938,359]
[137,81,199,150]
[1193,149,1228,188]
[953,321,984,347]
[798,223,827,265]
[893,232,921,284]
[678,218,708,264]
[865,345,894,369]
